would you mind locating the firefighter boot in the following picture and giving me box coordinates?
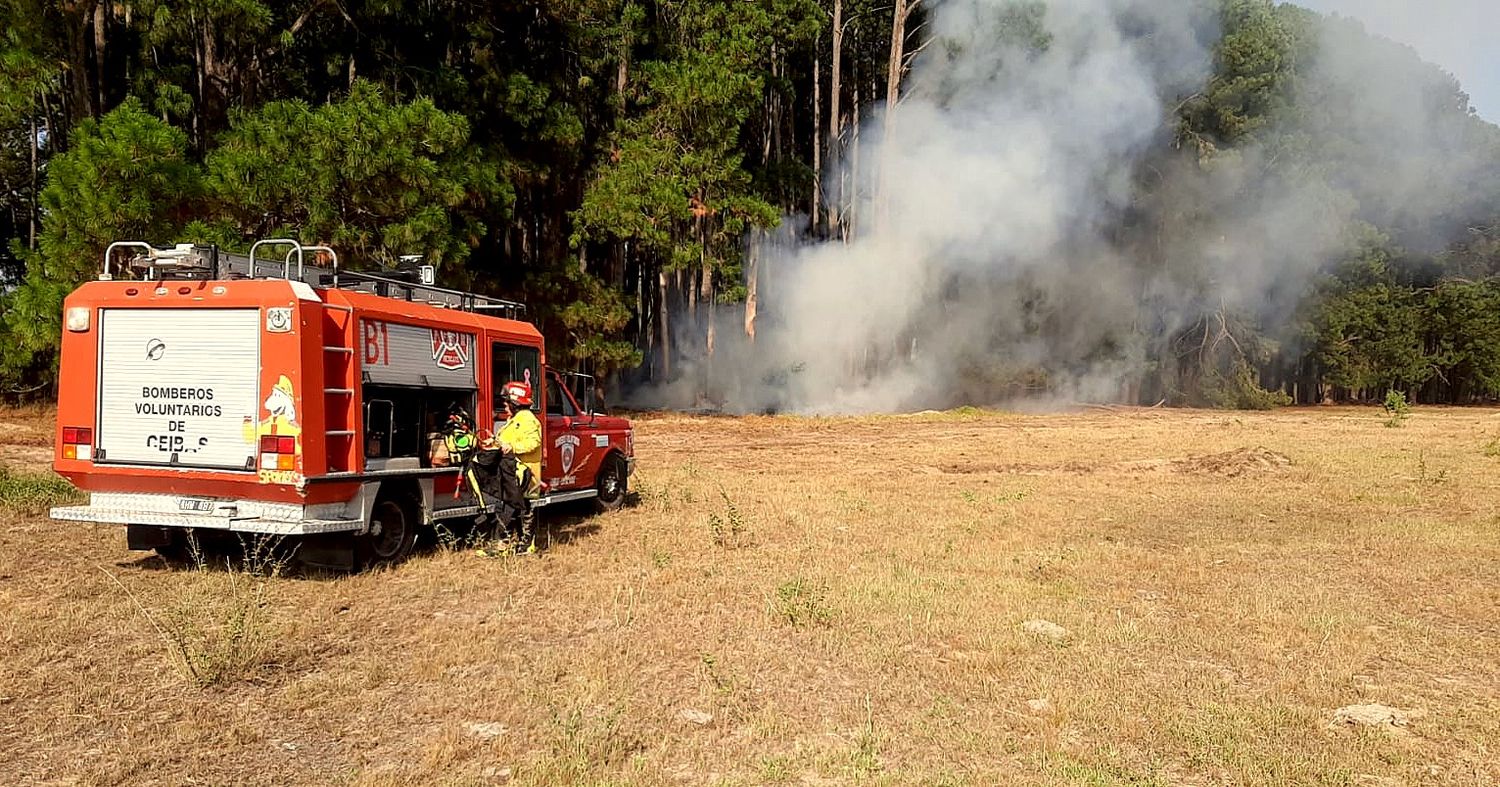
[479,511,512,550]
[514,506,537,555]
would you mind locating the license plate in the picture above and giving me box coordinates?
[177,498,214,513]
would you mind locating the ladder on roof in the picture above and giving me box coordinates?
[98,239,526,319]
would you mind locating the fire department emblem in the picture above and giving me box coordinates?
[556,434,580,475]
[429,329,471,371]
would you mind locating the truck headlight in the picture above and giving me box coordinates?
[66,307,90,332]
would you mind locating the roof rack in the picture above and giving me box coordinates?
[98,239,525,319]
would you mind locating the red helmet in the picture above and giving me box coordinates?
[502,380,533,407]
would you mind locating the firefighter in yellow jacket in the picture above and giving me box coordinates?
[498,380,543,553]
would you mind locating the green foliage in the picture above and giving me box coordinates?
[1,100,199,387]
[574,0,814,287]
[1382,389,1410,428]
[1303,247,1431,397]
[1180,0,1302,153]
[202,82,501,268]
[0,467,83,513]
[770,576,835,628]
[1199,361,1292,410]
[706,488,748,549]
[526,264,643,376]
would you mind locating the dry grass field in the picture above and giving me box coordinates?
[2,404,1498,786]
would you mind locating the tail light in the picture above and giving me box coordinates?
[61,426,94,461]
[259,434,298,472]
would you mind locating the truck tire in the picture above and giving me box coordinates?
[594,454,628,512]
[358,494,418,567]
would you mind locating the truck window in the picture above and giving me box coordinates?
[546,376,576,417]
[491,342,540,415]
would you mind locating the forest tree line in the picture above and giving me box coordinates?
[1,0,1499,406]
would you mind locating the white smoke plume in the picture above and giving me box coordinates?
[629,0,1500,413]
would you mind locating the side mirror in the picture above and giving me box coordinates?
[583,385,597,416]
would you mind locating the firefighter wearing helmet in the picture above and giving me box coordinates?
[498,380,543,553]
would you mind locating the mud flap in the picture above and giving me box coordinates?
[126,525,175,551]
[297,534,356,571]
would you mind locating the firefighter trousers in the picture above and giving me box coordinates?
[506,466,539,549]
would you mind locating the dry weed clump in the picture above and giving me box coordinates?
[1172,446,1293,476]
[104,534,296,688]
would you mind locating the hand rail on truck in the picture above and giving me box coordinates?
[250,238,303,280]
[97,237,527,318]
[100,242,156,280]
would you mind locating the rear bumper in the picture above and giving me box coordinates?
[50,491,362,535]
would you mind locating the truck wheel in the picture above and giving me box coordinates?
[359,496,417,567]
[595,455,628,512]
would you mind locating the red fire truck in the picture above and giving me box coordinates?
[49,240,633,567]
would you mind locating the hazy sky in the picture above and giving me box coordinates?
[1293,0,1500,121]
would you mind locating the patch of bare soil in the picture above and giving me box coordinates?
[0,444,51,469]
[1172,446,1293,477]
[935,461,1095,475]
[0,420,48,446]
[935,446,1292,478]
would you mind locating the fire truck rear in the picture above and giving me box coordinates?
[50,240,634,567]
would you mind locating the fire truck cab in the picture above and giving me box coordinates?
[50,240,634,566]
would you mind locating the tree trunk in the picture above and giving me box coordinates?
[191,8,204,147]
[879,0,919,229]
[657,269,672,380]
[848,78,860,242]
[28,109,39,250]
[812,56,821,231]
[769,43,783,171]
[616,12,631,107]
[885,0,911,124]
[701,265,715,359]
[639,258,652,376]
[65,4,95,122]
[828,0,844,238]
[744,236,759,341]
[762,43,776,165]
[687,262,698,339]
[92,1,106,113]
[200,12,222,148]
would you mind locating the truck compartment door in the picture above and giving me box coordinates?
[96,308,261,471]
